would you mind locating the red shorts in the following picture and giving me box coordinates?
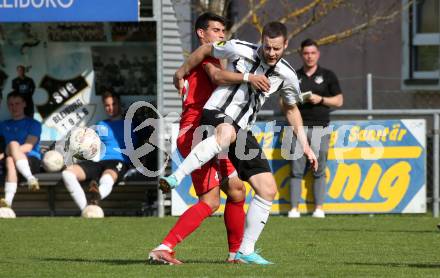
[177,126,237,196]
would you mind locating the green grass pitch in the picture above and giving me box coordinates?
[1,215,439,277]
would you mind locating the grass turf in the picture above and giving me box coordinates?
[0,215,439,277]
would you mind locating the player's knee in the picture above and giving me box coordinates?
[62,170,77,185]
[62,170,73,178]
[64,165,76,173]
[7,141,19,148]
[267,187,278,200]
[215,124,236,147]
[102,170,118,181]
[225,177,246,202]
[204,199,220,212]
[7,141,20,154]
[261,182,277,201]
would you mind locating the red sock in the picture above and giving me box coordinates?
[163,201,212,249]
[224,198,245,253]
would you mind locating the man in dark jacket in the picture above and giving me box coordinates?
[12,65,35,117]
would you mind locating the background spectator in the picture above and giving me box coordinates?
[288,38,343,219]
[12,65,35,117]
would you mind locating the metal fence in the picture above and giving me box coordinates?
[335,73,440,111]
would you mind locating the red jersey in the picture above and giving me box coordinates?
[179,57,220,129]
[176,57,237,196]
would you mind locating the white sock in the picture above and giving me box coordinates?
[98,174,115,200]
[173,135,222,183]
[238,194,272,255]
[154,244,172,252]
[62,170,87,210]
[15,159,35,181]
[4,182,17,207]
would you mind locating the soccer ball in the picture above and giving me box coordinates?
[81,205,105,218]
[42,150,64,172]
[67,127,101,161]
[0,207,16,218]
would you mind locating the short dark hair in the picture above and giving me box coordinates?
[194,12,225,37]
[262,21,287,40]
[7,91,25,102]
[101,88,120,103]
[300,38,319,50]
[16,65,25,71]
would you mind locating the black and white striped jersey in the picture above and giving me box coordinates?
[204,39,302,129]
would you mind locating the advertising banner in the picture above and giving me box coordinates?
[171,120,426,215]
[0,0,139,22]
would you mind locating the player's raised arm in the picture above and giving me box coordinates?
[174,44,213,94]
[203,63,270,92]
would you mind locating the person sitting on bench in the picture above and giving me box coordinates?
[0,91,41,208]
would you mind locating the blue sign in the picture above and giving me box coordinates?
[0,0,139,22]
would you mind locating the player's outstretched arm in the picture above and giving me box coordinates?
[204,63,270,92]
[283,103,318,172]
[173,44,214,95]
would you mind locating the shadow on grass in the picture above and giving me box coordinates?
[40,257,145,265]
[179,259,231,264]
[299,228,438,234]
[39,257,227,265]
[343,262,440,269]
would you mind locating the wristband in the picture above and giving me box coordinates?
[243,73,250,82]
[319,96,324,105]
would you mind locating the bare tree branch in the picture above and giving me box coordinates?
[278,0,322,23]
[248,0,264,35]
[314,0,412,48]
[192,0,411,52]
[193,0,231,17]
[284,4,406,55]
[227,0,268,38]
[286,0,345,41]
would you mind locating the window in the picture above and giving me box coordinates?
[403,0,440,88]
[140,0,154,18]
[416,0,439,33]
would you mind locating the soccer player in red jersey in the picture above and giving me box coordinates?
[148,12,270,265]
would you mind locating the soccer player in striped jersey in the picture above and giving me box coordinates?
[148,12,271,265]
[161,21,318,264]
